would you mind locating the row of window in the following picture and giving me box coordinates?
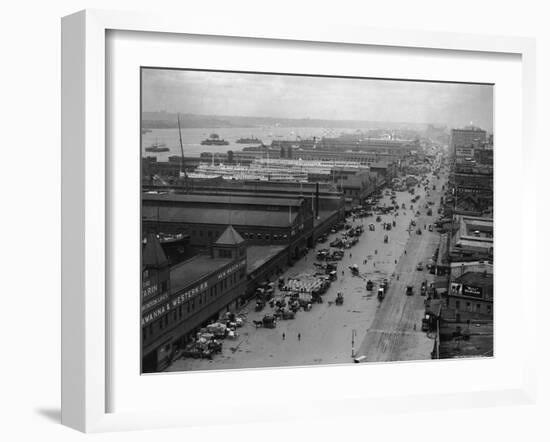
[241,232,288,241]
[142,268,246,342]
[190,228,290,243]
[455,300,492,315]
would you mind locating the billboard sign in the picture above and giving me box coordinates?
[463,285,483,298]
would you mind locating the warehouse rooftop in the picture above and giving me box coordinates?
[142,193,303,207]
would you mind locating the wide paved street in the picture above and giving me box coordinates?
[356,170,447,362]
[167,169,447,372]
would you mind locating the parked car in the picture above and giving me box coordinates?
[416,262,424,271]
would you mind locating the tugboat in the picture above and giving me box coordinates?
[200,133,229,146]
[236,136,262,144]
[145,141,169,152]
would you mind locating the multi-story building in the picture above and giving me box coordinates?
[142,227,248,373]
[450,163,493,216]
[449,216,493,262]
[448,266,493,318]
[142,193,315,261]
[450,126,487,157]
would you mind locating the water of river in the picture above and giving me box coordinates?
[141,127,357,161]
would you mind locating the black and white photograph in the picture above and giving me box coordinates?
[140,68,494,374]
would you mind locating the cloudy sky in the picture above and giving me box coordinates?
[142,69,493,130]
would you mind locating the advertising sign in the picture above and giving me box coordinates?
[463,285,483,298]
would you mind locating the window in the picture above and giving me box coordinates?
[257,233,262,240]
[173,311,177,321]
[186,302,190,313]
[455,300,460,309]
[161,281,168,293]
[487,305,492,314]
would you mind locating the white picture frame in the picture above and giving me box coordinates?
[61,9,537,433]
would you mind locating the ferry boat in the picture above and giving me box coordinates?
[145,142,169,152]
[236,136,262,144]
[200,133,229,146]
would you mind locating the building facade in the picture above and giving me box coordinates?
[142,227,248,373]
[450,126,487,157]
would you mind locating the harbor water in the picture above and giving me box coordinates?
[141,127,354,161]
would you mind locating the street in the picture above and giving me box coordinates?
[166,170,447,372]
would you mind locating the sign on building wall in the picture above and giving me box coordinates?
[463,285,483,298]
[456,147,475,157]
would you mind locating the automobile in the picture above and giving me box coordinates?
[428,224,433,232]
[416,228,422,235]
[421,317,430,331]
[416,262,424,271]
[411,220,416,226]
[406,285,414,296]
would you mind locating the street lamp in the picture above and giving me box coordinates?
[351,329,356,358]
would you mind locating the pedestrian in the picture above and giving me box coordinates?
[282,332,285,340]
[298,333,301,341]
[350,253,352,258]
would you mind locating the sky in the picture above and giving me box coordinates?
[142,68,493,130]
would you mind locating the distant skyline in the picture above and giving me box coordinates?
[142,69,494,131]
